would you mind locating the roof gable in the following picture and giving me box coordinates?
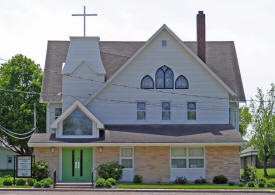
[85,24,237,105]
[51,101,104,129]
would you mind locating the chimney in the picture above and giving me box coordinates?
[197,11,206,62]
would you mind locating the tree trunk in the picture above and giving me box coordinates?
[264,157,268,177]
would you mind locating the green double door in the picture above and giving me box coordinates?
[62,148,93,182]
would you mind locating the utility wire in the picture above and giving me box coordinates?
[0,124,36,136]
[0,126,35,139]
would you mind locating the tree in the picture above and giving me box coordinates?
[239,106,252,136]
[250,83,275,177]
[0,54,46,154]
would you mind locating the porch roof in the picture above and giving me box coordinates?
[28,124,244,147]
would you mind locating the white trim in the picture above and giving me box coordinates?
[120,147,134,182]
[85,24,236,106]
[66,61,106,77]
[51,100,104,129]
[120,147,134,169]
[28,142,244,147]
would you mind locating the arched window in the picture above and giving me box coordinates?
[175,75,189,89]
[141,75,154,89]
[155,65,174,89]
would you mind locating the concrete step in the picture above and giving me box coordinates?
[55,182,93,188]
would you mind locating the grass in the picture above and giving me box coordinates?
[0,177,31,188]
[116,184,273,189]
[241,168,275,181]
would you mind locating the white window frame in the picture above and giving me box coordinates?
[120,147,134,170]
[137,102,146,120]
[170,146,205,169]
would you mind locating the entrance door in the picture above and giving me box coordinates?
[62,148,92,182]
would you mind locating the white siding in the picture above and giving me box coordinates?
[0,147,16,170]
[46,103,62,133]
[88,30,230,124]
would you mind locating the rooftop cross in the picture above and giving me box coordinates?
[72,6,98,37]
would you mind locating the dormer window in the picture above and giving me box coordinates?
[155,65,174,89]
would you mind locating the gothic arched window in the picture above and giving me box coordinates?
[141,75,154,89]
[175,75,189,89]
[155,65,174,89]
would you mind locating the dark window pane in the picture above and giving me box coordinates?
[162,40,167,47]
[63,109,93,135]
[162,111,170,120]
[121,159,133,168]
[165,68,174,88]
[171,159,186,168]
[175,75,189,89]
[162,102,170,110]
[156,69,165,89]
[141,75,154,89]
[188,111,196,120]
[187,102,196,110]
[55,108,62,119]
[137,102,146,110]
[189,159,204,168]
[137,111,145,120]
[137,102,146,120]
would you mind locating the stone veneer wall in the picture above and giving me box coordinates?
[205,146,240,182]
[94,146,120,169]
[33,147,59,179]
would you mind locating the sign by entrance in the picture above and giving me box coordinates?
[16,155,32,178]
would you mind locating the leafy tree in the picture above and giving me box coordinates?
[250,83,275,177]
[0,54,45,154]
[239,106,252,136]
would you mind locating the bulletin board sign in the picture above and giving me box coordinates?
[16,155,32,178]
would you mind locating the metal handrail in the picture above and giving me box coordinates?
[91,170,94,186]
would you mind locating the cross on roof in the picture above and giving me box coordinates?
[72,6,98,37]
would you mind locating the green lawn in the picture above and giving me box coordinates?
[0,177,31,188]
[116,184,273,189]
[241,168,275,181]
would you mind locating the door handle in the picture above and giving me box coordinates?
[75,162,78,169]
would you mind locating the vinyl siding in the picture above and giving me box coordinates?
[88,30,230,124]
[46,103,62,133]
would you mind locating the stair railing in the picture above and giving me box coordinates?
[53,170,56,188]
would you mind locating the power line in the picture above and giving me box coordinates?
[0,125,35,140]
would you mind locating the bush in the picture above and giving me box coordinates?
[213,175,228,184]
[228,181,235,186]
[104,180,112,188]
[95,178,105,188]
[96,161,124,180]
[16,178,26,186]
[34,182,42,188]
[242,165,257,182]
[3,177,13,186]
[194,177,207,184]
[106,178,116,185]
[237,182,244,187]
[266,182,275,188]
[173,176,187,184]
[258,181,265,188]
[247,181,255,187]
[133,175,143,184]
[41,178,53,184]
[258,178,266,184]
[40,178,53,188]
[33,161,49,181]
[27,178,37,186]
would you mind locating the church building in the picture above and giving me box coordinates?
[28,11,245,183]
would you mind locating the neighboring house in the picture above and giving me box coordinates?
[240,147,275,168]
[0,138,17,170]
[28,11,245,183]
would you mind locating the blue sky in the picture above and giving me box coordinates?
[0,0,274,100]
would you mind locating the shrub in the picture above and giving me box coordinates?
[133,175,143,184]
[237,182,244,187]
[173,176,187,184]
[194,177,207,184]
[3,177,13,186]
[106,178,116,185]
[213,175,228,184]
[96,161,124,180]
[258,181,265,188]
[242,165,257,182]
[228,181,235,186]
[34,182,42,188]
[27,178,37,186]
[33,161,49,181]
[104,180,112,188]
[41,178,53,184]
[258,178,266,184]
[95,178,105,188]
[247,181,255,187]
[42,181,51,188]
[266,182,275,188]
[16,178,26,186]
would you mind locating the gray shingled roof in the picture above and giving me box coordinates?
[41,41,245,102]
[28,124,244,145]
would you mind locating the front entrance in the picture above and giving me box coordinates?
[62,148,93,182]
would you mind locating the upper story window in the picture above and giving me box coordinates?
[162,40,167,47]
[63,109,93,136]
[175,75,189,89]
[141,75,154,89]
[156,65,174,89]
[137,102,146,120]
[187,102,196,120]
[162,102,171,120]
[55,108,62,120]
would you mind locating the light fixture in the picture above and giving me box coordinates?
[50,147,55,153]
[98,147,103,153]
